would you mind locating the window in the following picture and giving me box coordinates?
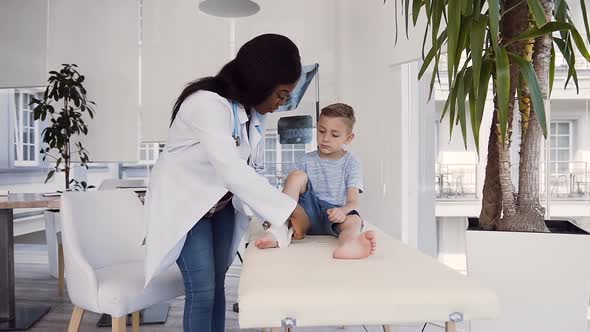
[13,90,42,167]
[262,129,315,188]
[550,121,573,176]
[280,143,306,174]
[138,142,165,165]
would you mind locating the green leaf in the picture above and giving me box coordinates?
[432,0,444,52]
[456,16,471,67]
[508,52,548,137]
[549,45,555,96]
[457,69,469,148]
[494,45,510,140]
[461,0,472,16]
[512,22,576,41]
[45,170,55,184]
[405,0,410,38]
[475,58,490,131]
[447,0,461,83]
[467,69,480,154]
[489,0,500,45]
[419,29,447,79]
[527,0,548,27]
[471,18,486,94]
[554,37,579,93]
[412,0,422,25]
[394,0,399,44]
[513,22,590,62]
[473,0,481,19]
[428,48,442,101]
[579,0,590,44]
[568,24,590,62]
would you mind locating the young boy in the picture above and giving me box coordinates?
[256,103,376,259]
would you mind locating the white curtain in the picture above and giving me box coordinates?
[0,0,48,88]
[47,0,139,162]
[140,0,230,142]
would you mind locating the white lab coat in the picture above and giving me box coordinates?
[143,90,296,286]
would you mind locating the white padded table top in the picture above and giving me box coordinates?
[238,225,499,328]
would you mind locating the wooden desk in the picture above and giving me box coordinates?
[0,194,59,330]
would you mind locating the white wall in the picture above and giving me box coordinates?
[335,1,436,251]
[140,0,230,142]
[0,0,48,88]
[47,0,140,162]
[335,0,401,238]
[235,0,338,130]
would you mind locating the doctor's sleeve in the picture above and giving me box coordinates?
[180,93,296,229]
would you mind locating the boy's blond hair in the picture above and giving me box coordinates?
[320,103,356,131]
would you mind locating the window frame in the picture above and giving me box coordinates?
[13,89,42,167]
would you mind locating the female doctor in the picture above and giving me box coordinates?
[143,34,300,332]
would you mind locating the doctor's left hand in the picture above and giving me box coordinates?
[327,208,346,224]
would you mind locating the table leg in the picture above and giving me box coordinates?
[0,209,50,331]
[0,209,16,322]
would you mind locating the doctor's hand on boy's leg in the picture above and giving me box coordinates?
[289,204,310,240]
[332,215,376,260]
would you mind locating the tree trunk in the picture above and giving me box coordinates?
[506,0,554,232]
[494,0,529,228]
[478,111,502,230]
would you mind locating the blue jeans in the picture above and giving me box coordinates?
[176,203,236,332]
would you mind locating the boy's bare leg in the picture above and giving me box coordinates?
[255,170,311,249]
[280,170,311,239]
[332,215,376,259]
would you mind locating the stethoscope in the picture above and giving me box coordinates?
[231,100,241,146]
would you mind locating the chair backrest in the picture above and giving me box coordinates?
[98,178,145,191]
[61,190,145,270]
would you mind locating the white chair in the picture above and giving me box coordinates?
[60,190,184,332]
[97,179,145,191]
[47,178,146,296]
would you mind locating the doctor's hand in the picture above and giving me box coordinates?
[327,208,346,224]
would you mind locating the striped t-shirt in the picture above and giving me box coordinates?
[292,150,363,206]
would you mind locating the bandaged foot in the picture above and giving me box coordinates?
[332,230,376,259]
[255,231,279,249]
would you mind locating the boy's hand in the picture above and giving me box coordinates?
[327,208,347,223]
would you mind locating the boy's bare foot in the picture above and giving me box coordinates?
[255,231,279,249]
[332,230,376,259]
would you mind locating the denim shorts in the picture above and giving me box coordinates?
[298,184,361,236]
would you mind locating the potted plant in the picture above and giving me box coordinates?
[31,63,95,191]
[393,0,590,331]
[31,64,96,292]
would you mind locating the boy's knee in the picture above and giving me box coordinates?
[288,170,308,183]
[344,214,362,226]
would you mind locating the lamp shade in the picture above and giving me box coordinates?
[198,0,260,18]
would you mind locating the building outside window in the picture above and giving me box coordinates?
[263,130,314,188]
[138,142,165,165]
[550,120,573,176]
[12,90,42,167]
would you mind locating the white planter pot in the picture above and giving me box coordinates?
[44,209,61,279]
[466,225,590,332]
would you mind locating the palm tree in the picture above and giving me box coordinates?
[394,0,590,231]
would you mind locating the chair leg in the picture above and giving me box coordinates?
[132,311,140,332]
[67,306,85,332]
[383,325,392,332]
[58,243,65,296]
[112,316,127,332]
[446,321,456,332]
